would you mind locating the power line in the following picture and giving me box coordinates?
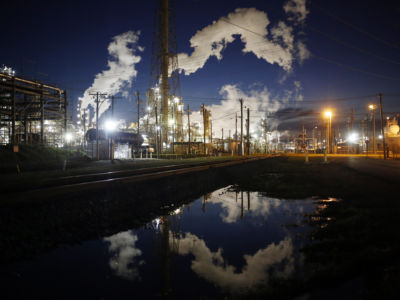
[314,4,400,50]
[219,15,400,81]
[307,25,400,66]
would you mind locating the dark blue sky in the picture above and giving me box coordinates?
[1,0,400,127]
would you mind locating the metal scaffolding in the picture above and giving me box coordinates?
[0,73,67,146]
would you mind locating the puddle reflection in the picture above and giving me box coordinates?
[1,186,318,298]
[102,186,315,296]
[104,231,144,281]
[170,232,295,291]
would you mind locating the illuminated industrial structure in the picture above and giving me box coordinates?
[0,68,67,146]
[147,0,184,153]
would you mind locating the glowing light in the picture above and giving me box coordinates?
[324,110,332,118]
[154,87,160,93]
[347,132,359,144]
[147,106,151,111]
[156,126,160,131]
[379,134,383,139]
[65,132,73,142]
[368,104,376,110]
[169,119,175,125]
[105,120,117,132]
[174,97,179,103]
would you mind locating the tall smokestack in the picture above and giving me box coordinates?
[161,0,169,146]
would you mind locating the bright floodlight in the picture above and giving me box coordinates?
[324,110,332,118]
[347,132,359,144]
[105,120,117,132]
[368,104,375,110]
[174,97,179,103]
[65,132,73,142]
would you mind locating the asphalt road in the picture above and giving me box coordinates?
[335,156,400,182]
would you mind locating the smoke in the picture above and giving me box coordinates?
[178,8,294,75]
[79,31,143,122]
[189,83,303,139]
[283,0,309,24]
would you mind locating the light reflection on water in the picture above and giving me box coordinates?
[1,186,320,298]
[102,186,316,297]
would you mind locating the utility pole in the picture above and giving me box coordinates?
[350,108,354,132]
[187,105,191,154]
[202,104,206,154]
[110,95,115,161]
[239,99,244,156]
[89,92,106,160]
[210,119,213,144]
[379,93,386,159]
[155,104,159,158]
[372,106,376,153]
[247,107,250,155]
[228,129,231,154]
[264,119,267,154]
[136,91,141,152]
[221,128,224,151]
[235,113,238,154]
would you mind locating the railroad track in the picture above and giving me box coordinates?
[5,156,267,199]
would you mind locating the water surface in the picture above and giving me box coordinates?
[1,186,316,298]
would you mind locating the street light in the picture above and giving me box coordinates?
[368,104,376,154]
[323,110,332,153]
[105,120,117,161]
[105,120,117,132]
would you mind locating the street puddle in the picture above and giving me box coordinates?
[1,186,325,298]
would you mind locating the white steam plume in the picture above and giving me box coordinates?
[80,31,143,122]
[178,8,294,75]
[284,0,309,24]
[189,84,289,140]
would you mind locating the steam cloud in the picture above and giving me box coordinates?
[284,0,309,23]
[178,1,309,75]
[178,8,293,75]
[178,1,310,137]
[79,31,143,122]
[189,83,300,140]
[172,232,295,291]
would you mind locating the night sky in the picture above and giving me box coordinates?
[1,0,400,132]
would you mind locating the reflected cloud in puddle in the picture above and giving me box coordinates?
[170,232,296,292]
[204,187,310,224]
[104,231,144,281]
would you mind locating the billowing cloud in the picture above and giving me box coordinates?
[80,31,143,122]
[284,0,309,23]
[104,231,144,281]
[172,232,295,291]
[178,8,294,75]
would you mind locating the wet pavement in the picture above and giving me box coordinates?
[1,186,318,299]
